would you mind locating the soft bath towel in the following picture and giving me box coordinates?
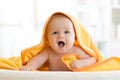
[0,12,120,71]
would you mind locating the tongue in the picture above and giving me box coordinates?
[58,42,65,47]
[59,42,64,47]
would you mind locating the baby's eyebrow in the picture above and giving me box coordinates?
[48,30,58,34]
[50,29,57,32]
[49,27,57,30]
[65,28,70,30]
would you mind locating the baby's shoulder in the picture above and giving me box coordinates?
[73,45,83,51]
[73,45,90,58]
[44,46,54,53]
[72,45,86,55]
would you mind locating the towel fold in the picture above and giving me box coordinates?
[0,12,120,71]
[62,54,120,71]
[0,57,21,70]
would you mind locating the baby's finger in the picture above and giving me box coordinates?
[70,61,77,69]
[20,66,30,71]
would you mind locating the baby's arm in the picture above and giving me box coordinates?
[20,49,48,71]
[70,57,96,69]
[70,46,97,69]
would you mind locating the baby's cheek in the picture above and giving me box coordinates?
[49,37,55,44]
[68,39,74,45]
[68,35,75,41]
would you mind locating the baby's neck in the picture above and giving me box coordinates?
[55,47,74,56]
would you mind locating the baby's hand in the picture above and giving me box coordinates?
[20,66,36,71]
[70,60,85,69]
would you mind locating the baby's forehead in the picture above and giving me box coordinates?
[49,14,67,23]
[48,15,72,27]
[46,13,75,31]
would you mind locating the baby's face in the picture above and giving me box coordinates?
[47,15,75,54]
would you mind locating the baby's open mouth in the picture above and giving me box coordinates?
[58,41,65,48]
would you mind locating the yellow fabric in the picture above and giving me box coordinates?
[0,57,21,70]
[61,54,80,70]
[62,54,120,71]
[0,12,120,71]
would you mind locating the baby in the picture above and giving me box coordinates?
[20,13,96,71]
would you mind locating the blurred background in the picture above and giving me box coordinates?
[0,0,120,58]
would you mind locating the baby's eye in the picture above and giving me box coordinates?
[64,31,69,34]
[53,31,58,34]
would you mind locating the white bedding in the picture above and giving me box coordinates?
[0,69,120,80]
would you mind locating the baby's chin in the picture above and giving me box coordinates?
[55,47,71,54]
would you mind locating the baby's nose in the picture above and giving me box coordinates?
[58,33,64,38]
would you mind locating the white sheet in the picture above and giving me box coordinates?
[0,69,120,80]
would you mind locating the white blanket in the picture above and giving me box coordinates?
[0,69,120,80]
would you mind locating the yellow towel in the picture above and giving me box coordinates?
[0,56,21,70]
[0,12,120,71]
[62,54,120,71]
